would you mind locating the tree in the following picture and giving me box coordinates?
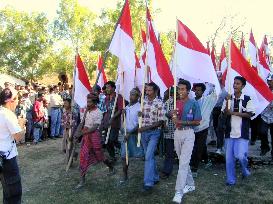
[0,7,52,81]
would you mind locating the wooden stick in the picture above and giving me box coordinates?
[66,139,76,172]
[227,36,232,109]
[66,48,77,164]
[137,2,150,147]
[173,19,178,111]
[121,72,129,165]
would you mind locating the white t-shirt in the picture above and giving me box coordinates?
[125,102,141,133]
[0,106,21,159]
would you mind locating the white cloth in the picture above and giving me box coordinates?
[194,91,217,133]
[0,106,21,159]
[84,108,103,129]
[50,93,63,107]
[125,102,141,133]
[221,94,255,138]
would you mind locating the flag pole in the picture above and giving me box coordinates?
[94,0,128,88]
[173,18,178,111]
[121,72,129,165]
[227,36,232,109]
[66,47,78,171]
[137,0,150,147]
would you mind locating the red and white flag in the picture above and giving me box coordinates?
[74,54,91,108]
[240,33,247,59]
[135,30,146,91]
[146,9,174,95]
[248,29,258,68]
[257,47,270,81]
[211,44,217,70]
[109,0,135,101]
[109,0,135,72]
[174,19,220,94]
[96,55,107,88]
[261,35,271,66]
[219,44,227,73]
[225,40,273,117]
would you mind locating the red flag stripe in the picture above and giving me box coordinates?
[77,54,91,91]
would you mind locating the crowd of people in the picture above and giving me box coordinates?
[0,72,273,204]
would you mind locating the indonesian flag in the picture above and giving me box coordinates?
[225,40,273,117]
[135,31,146,91]
[240,34,247,59]
[174,19,220,94]
[74,54,91,108]
[261,35,271,66]
[109,0,135,101]
[219,44,227,73]
[146,9,174,95]
[211,44,217,70]
[257,47,270,81]
[248,29,258,68]
[109,0,135,72]
[96,55,108,88]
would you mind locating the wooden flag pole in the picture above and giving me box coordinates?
[121,72,129,165]
[65,47,78,171]
[227,36,232,109]
[137,0,150,147]
[173,19,178,111]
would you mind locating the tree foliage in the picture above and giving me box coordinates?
[0,7,51,80]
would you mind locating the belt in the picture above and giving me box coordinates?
[177,126,192,131]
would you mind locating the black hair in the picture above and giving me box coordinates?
[64,98,72,104]
[87,93,99,104]
[146,82,159,92]
[37,92,45,98]
[194,83,206,92]
[105,81,116,89]
[234,76,246,86]
[93,84,101,93]
[178,78,191,91]
[0,88,13,105]
[58,82,62,86]
[53,85,58,89]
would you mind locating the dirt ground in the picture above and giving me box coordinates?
[1,138,273,204]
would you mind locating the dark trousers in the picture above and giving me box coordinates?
[250,115,261,142]
[106,128,120,159]
[191,128,208,172]
[161,138,174,175]
[259,120,273,155]
[212,107,224,149]
[0,157,22,204]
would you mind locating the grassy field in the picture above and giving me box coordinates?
[1,139,273,204]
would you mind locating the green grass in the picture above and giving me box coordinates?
[1,139,273,204]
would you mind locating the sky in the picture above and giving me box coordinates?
[0,0,272,52]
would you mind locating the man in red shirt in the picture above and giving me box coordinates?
[33,92,45,144]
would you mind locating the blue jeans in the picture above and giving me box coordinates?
[225,138,250,185]
[33,127,43,142]
[141,129,161,187]
[121,134,144,158]
[50,108,62,137]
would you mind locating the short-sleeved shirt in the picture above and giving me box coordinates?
[125,102,141,133]
[33,100,44,122]
[0,107,21,159]
[176,98,202,129]
[103,93,123,129]
[261,91,273,124]
[142,97,165,128]
[85,108,103,129]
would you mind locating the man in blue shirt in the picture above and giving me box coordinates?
[171,79,202,204]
